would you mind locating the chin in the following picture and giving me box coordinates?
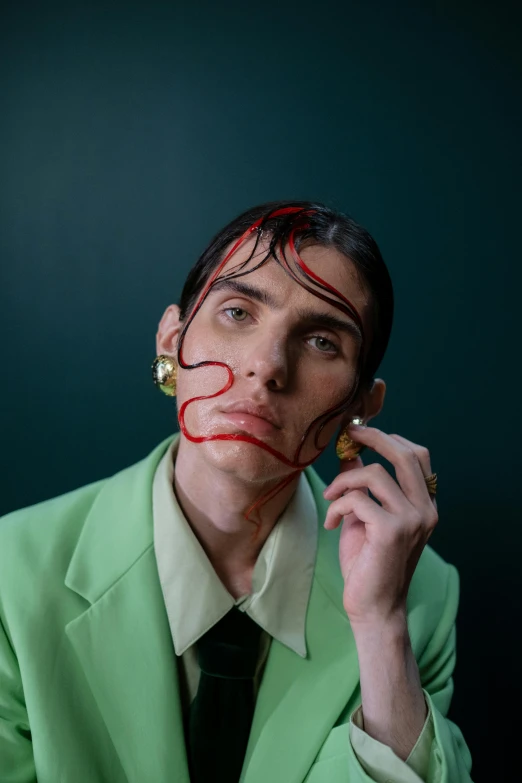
[198,438,292,485]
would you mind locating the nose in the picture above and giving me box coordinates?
[240,330,290,391]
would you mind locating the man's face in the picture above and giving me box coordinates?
[164,237,371,483]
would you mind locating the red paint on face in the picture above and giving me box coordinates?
[176,207,366,539]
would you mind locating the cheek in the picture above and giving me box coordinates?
[180,315,243,369]
[175,330,243,431]
[302,362,356,407]
[176,365,228,404]
[176,320,235,401]
[294,364,357,459]
[315,415,344,445]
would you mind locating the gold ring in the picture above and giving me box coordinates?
[424,473,437,496]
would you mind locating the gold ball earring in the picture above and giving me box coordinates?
[152,354,177,396]
[335,416,367,461]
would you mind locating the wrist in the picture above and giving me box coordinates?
[351,613,427,760]
[349,609,409,643]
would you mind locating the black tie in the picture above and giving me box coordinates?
[187,606,264,783]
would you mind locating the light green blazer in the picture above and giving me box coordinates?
[0,436,473,783]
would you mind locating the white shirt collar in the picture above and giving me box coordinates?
[152,434,318,659]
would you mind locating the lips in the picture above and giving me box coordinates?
[220,399,281,430]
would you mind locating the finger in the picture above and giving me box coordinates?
[388,434,432,475]
[324,489,390,531]
[339,458,370,497]
[323,464,415,515]
[337,455,368,498]
[341,425,430,510]
[388,434,437,512]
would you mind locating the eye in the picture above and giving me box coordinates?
[224,307,249,322]
[308,335,338,354]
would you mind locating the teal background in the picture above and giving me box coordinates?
[1,1,520,779]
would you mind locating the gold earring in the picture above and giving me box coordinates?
[152,354,177,396]
[335,416,366,461]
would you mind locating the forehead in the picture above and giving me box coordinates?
[214,235,371,324]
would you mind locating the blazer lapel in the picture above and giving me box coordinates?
[64,436,189,783]
[241,468,359,783]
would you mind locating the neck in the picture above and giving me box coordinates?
[173,436,300,592]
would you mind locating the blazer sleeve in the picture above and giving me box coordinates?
[414,562,473,781]
[0,611,36,782]
[348,698,435,782]
[341,561,474,783]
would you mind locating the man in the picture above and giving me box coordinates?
[0,202,474,781]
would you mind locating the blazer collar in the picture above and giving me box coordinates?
[64,435,359,783]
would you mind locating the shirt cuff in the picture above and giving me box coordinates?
[348,691,435,783]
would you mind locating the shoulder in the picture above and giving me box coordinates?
[0,436,174,566]
[0,436,175,650]
[407,544,460,654]
[409,542,459,610]
[0,477,107,586]
[0,435,175,591]
[0,476,109,650]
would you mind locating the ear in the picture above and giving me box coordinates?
[362,377,386,424]
[337,377,387,431]
[336,378,387,476]
[156,304,183,358]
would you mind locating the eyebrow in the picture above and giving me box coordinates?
[210,278,363,345]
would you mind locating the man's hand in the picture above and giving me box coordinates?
[322,424,437,759]
[323,424,438,629]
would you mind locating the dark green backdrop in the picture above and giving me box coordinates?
[1,1,520,779]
